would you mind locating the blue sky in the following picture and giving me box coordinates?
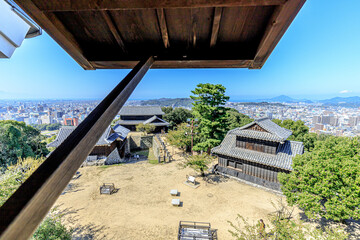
[1,1,360,101]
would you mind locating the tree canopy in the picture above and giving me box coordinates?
[166,123,195,151]
[0,158,73,239]
[228,200,348,240]
[183,153,214,177]
[32,123,62,131]
[225,108,253,131]
[162,107,193,129]
[279,136,360,222]
[0,120,49,170]
[136,123,155,134]
[190,83,229,152]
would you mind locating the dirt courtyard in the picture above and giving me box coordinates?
[54,157,289,240]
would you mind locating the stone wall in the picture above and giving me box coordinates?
[152,136,161,161]
[128,135,153,151]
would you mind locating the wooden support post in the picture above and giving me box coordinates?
[0,57,154,240]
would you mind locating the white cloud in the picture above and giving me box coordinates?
[339,90,351,94]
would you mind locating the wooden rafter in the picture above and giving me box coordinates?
[210,7,222,48]
[101,11,127,53]
[156,9,170,48]
[0,57,154,240]
[34,0,287,11]
[250,0,306,69]
[14,0,93,70]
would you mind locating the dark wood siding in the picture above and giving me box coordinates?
[90,141,117,156]
[216,155,288,184]
[236,136,278,154]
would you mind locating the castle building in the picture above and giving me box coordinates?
[212,118,304,191]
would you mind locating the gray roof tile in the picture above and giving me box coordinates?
[234,117,292,142]
[212,120,304,171]
[113,124,130,140]
[119,106,164,116]
[116,116,169,127]
[48,125,125,148]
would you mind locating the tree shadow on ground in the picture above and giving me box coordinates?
[61,183,84,195]
[299,212,360,239]
[71,223,108,240]
[54,206,108,240]
[203,173,229,185]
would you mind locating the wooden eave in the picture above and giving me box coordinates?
[14,0,305,70]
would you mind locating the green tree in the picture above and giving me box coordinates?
[183,153,214,177]
[0,120,49,170]
[228,200,348,240]
[190,83,229,152]
[161,106,173,115]
[166,123,195,151]
[136,123,156,134]
[163,107,193,129]
[32,123,62,131]
[272,119,309,141]
[226,108,253,130]
[279,136,360,222]
[0,158,73,239]
[0,157,44,206]
[32,211,73,240]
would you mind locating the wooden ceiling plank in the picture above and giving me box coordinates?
[156,9,170,48]
[100,10,127,52]
[35,0,287,11]
[210,7,222,47]
[250,0,306,69]
[13,0,94,70]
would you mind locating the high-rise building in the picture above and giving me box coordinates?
[315,123,324,131]
[321,115,331,125]
[349,116,359,127]
[312,115,321,124]
[329,116,339,126]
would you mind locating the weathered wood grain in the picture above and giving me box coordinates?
[34,0,287,11]
[0,57,154,240]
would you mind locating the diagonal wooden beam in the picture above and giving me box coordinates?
[156,9,170,48]
[210,7,222,48]
[34,0,287,12]
[0,57,154,240]
[250,0,306,69]
[14,0,94,70]
[101,10,127,53]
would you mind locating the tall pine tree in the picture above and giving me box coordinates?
[190,83,229,152]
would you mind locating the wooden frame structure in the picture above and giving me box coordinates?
[1,1,306,239]
[0,57,153,240]
[14,0,305,70]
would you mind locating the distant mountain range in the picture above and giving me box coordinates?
[319,96,360,104]
[125,96,360,108]
[252,95,360,105]
[256,95,313,103]
[127,98,193,108]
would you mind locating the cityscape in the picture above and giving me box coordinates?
[1,0,360,239]
[1,97,359,137]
